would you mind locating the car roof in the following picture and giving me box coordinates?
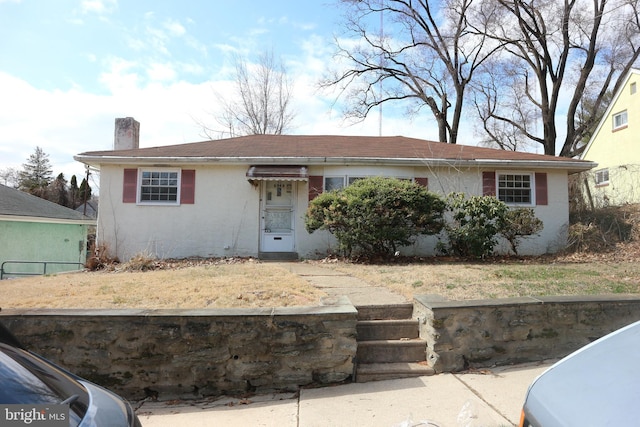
[524,320,640,426]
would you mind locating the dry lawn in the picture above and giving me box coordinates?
[1,260,325,309]
[321,258,640,301]
[3,242,640,309]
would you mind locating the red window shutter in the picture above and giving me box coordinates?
[180,169,196,204]
[482,171,496,196]
[415,177,428,188]
[535,172,548,205]
[123,169,137,203]
[308,175,323,201]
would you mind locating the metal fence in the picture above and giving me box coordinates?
[0,261,85,280]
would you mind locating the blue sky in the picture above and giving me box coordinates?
[0,0,443,185]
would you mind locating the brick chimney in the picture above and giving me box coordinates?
[114,117,140,150]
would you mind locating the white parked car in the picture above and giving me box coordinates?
[519,320,640,426]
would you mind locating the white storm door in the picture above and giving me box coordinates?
[261,181,296,252]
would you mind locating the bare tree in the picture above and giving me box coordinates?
[200,50,295,138]
[324,0,503,144]
[0,167,19,188]
[478,0,640,157]
[473,60,539,151]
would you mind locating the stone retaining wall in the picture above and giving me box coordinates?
[4,294,640,401]
[0,297,357,401]
[414,294,640,372]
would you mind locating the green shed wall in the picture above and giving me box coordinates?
[0,220,88,278]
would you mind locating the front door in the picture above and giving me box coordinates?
[260,181,296,253]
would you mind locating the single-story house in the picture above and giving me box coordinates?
[74,118,595,261]
[0,184,95,279]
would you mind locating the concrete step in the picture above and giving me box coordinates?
[355,303,414,321]
[356,362,435,383]
[258,252,299,261]
[356,319,420,341]
[357,339,427,364]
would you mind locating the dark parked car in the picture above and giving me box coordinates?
[0,322,142,427]
[519,320,640,426]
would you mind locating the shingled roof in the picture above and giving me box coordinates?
[0,184,94,223]
[75,135,595,172]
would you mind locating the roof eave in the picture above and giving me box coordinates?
[0,214,96,225]
[74,155,596,172]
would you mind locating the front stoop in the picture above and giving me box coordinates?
[354,304,435,383]
[258,252,298,261]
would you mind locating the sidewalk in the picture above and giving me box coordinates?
[136,360,553,427]
[137,262,552,426]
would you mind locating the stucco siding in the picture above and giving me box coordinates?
[298,166,568,257]
[97,164,261,261]
[98,163,570,261]
[0,220,88,276]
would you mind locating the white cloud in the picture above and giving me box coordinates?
[163,19,186,37]
[0,26,445,190]
[126,37,146,51]
[80,0,117,15]
[178,61,205,76]
[98,56,140,92]
[146,62,177,83]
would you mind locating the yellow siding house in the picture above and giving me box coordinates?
[581,68,640,206]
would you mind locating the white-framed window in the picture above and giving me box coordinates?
[497,172,533,205]
[323,175,412,193]
[595,168,609,186]
[139,169,180,204]
[613,110,628,130]
[324,176,346,191]
[631,82,637,95]
[324,176,366,191]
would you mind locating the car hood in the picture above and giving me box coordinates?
[523,320,640,426]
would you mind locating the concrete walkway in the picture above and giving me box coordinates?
[137,360,552,427]
[136,261,554,426]
[275,262,408,306]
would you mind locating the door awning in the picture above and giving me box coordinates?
[246,165,308,181]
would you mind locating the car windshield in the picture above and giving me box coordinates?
[0,344,88,425]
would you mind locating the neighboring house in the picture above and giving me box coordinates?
[581,68,640,207]
[0,184,95,279]
[74,118,595,261]
[75,199,98,219]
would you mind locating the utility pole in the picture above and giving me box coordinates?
[83,165,90,216]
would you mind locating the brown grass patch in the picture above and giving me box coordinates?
[3,253,640,309]
[316,256,640,301]
[2,261,325,309]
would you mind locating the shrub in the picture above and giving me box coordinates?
[122,252,158,271]
[443,195,544,258]
[305,177,446,258]
[501,208,544,255]
[444,194,509,258]
[567,204,637,252]
[85,242,119,271]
